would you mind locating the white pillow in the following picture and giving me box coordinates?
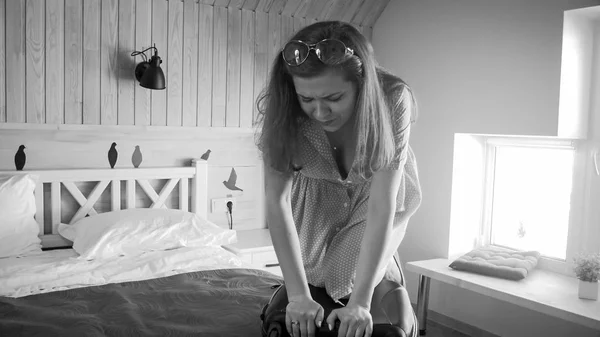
[0,174,42,258]
[58,208,237,260]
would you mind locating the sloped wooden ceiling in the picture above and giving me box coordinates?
[201,0,392,28]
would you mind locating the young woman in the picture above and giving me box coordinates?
[256,20,422,337]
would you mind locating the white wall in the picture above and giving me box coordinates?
[374,0,600,336]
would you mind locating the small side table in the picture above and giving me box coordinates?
[223,228,282,277]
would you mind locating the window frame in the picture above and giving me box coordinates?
[480,136,587,276]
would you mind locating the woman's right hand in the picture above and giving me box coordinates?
[286,295,325,337]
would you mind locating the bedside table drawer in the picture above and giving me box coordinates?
[253,250,281,276]
[237,252,253,265]
[221,229,282,276]
[253,250,278,266]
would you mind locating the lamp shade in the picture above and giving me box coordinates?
[139,55,165,90]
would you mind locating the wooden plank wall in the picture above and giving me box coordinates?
[0,0,377,128]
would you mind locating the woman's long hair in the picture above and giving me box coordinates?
[255,21,416,178]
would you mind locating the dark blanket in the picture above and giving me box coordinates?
[0,268,283,337]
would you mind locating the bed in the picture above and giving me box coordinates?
[0,159,282,337]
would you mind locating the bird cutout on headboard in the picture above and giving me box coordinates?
[223,168,243,192]
[132,145,143,168]
[200,149,211,161]
[14,145,26,171]
[108,142,118,169]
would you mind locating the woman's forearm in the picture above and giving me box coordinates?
[349,167,406,309]
[266,198,311,301]
[348,207,395,309]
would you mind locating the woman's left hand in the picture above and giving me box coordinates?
[326,303,373,337]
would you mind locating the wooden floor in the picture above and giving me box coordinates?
[421,320,472,337]
[413,306,500,337]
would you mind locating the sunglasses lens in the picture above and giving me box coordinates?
[282,41,309,66]
[316,40,348,64]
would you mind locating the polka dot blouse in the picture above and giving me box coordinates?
[289,113,422,301]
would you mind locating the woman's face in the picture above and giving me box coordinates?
[292,69,357,133]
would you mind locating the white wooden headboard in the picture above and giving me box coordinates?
[5,159,208,249]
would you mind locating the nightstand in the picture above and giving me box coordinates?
[223,228,282,277]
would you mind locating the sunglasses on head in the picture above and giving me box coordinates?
[281,39,354,67]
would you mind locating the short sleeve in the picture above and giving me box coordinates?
[388,87,414,171]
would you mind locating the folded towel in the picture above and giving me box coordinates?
[449,246,541,280]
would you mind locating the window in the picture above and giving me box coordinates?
[481,137,585,272]
[450,134,599,275]
[484,140,575,260]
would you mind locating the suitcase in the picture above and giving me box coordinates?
[260,283,408,337]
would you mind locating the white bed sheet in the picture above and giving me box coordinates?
[0,245,250,298]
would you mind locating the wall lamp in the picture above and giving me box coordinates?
[131,44,166,90]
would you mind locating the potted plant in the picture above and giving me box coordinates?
[573,253,600,300]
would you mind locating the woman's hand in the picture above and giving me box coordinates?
[286,295,325,337]
[326,303,373,337]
